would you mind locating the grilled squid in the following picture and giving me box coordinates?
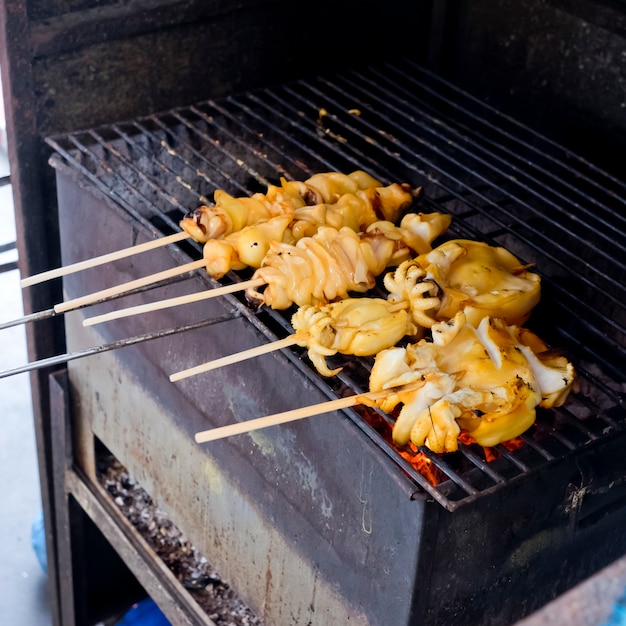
[417,239,541,326]
[365,312,575,453]
[383,240,541,329]
[179,170,418,244]
[384,260,441,328]
[246,213,451,309]
[246,226,398,309]
[194,185,427,280]
[291,298,419,377]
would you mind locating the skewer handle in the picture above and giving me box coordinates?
[82,277,266,326]
[21,231,190,288]
[195,394,362,443]
[194,385,417,443]
[170,335,302,382]
[54,259,207,314]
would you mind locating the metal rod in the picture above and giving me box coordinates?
[0,261,18,274]
[0,307,57,331]
[0,273,202,331]
[0,311,241,379]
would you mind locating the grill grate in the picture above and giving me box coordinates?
[47,59,626,511]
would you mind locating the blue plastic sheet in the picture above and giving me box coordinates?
[115,599,170,626]
[31,510,47,573]
[603,589,626,626]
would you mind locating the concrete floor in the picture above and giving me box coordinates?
[0,149,53,624]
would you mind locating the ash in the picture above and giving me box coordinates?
[98,456,263,626]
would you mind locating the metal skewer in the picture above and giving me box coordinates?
[0,307,58,331]
[0,273,204,331]
[0,311,241,379]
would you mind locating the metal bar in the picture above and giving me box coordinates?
[0,260,18,274]
[46,135,168,228]
[300,77,626,288]
[397,59,626,201]
[86,129,190,215]
[417,449,480,497]
[189,104,314,185]
[492,445,531,473]
[0,175,10,187]
[0,312,240,379]
[0,273,202,332]
[459,447,506,484]
[169,110,276,191]
[0,241,16,254]
[111,123,212,206]
[135,118,236,197]
[370,61,626,230]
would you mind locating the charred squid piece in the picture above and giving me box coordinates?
[179,187,297,243]
[179,170,392,243]
[384,259,442,328]
[414,239,542,327]
[245,212,451,310]
[291,298,419,377]
[288,182,417,239]
[365,312,575,454]
[201,215,294,279]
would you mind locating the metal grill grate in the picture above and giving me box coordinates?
[46,58,626,511]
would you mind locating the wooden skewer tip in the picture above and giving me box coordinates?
[194,383,421,444]
[20,231,190,288]
[169,335,302,382]
[81,277,266,326]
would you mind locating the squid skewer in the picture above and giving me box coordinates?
[364,311,575,454]
[170,299,413,382]
[194,381,424,444]
[193,312,575,453]
[20,170,415,288]
[80,213,452,326]
[170,239,545,381]
[14,170,423,326]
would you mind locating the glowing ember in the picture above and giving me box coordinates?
[398,443,446,486]
[459,432,526,462]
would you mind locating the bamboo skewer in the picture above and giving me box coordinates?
[82,277,265,326]
[169,300,411,382]
[21,231,190,288]
[170,335,302,382]
[54,259,207,314]
[83,276,411,330]
[194,383,420,443]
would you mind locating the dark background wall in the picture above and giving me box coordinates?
[438,0,626,179]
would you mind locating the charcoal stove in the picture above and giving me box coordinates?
[1,3,626,626]
[35,59,626,626]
